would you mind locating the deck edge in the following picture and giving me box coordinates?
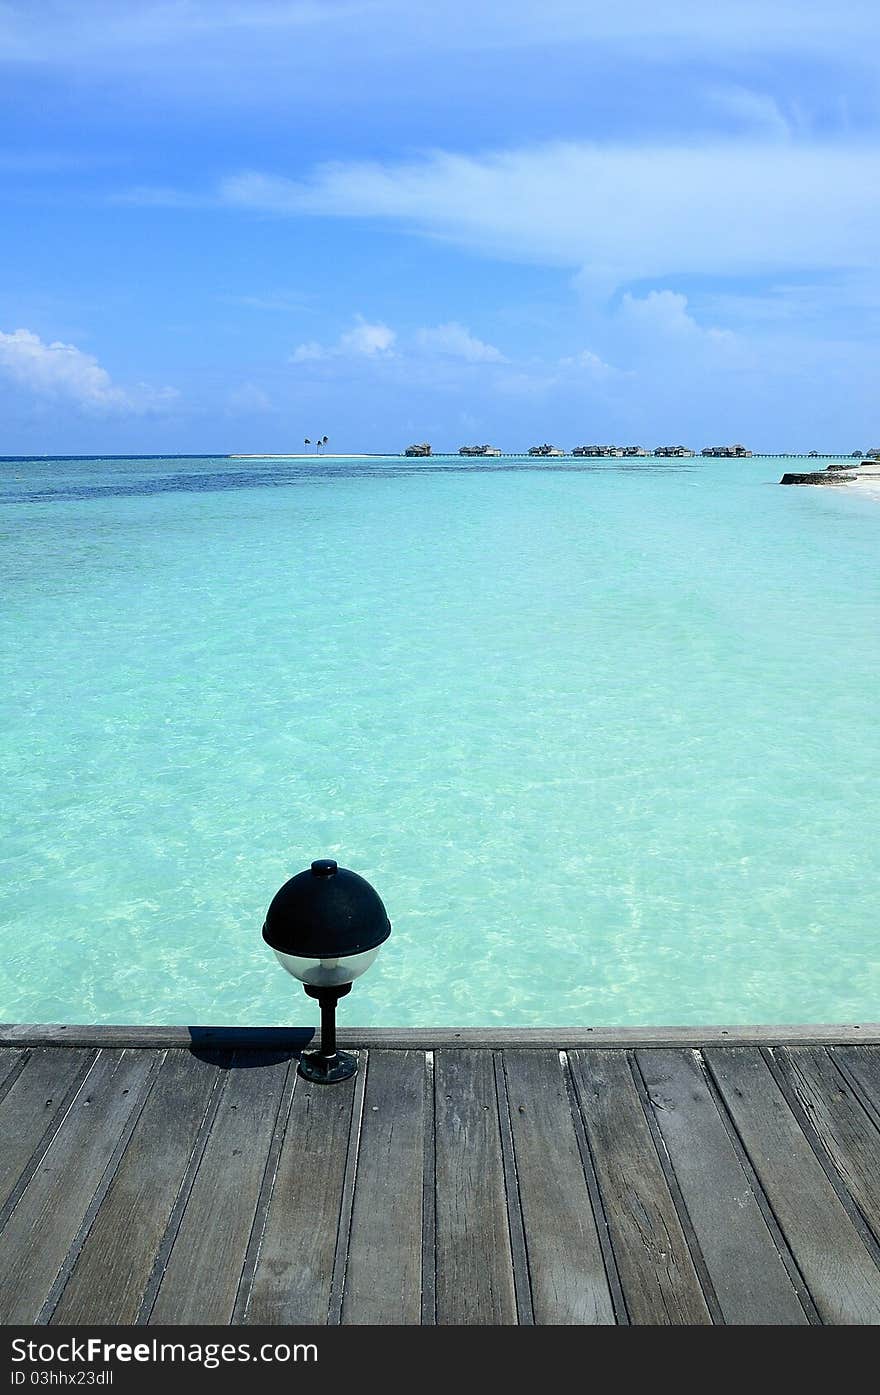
[1,1023,879,1049]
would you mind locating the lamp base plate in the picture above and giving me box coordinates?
[297,1049,358,1084]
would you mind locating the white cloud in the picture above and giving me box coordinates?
[415,322,505,362]
[619,289,733,339]
[291,340,328,362]
[0,327,177,413]
[220,138,880,298]
[558,348,615,375]
[292,315,395,362]
[706,86,791,140]
[291,316,509,376]
[339,316,396,356]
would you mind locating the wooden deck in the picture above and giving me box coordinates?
[2,1025,880,1325]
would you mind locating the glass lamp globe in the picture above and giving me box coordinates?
[271,945,381,989]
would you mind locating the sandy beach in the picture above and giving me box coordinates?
[228,453,377,460]
[848,463,880,497]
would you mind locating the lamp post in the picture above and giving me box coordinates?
[262,858,391,1083]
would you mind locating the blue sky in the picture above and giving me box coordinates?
[1,0,879,454]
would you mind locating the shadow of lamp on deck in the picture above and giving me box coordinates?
[262,858,391,1083]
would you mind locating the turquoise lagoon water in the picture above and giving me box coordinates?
[1,452,879,1028]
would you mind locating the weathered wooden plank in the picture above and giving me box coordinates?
[833,1046,880,1127]
[327,1061,368,1326]
[421,1051,437,1325]
[0,1048,95,1218]
[229,1064,299,1324]
[52,1050,228,1323]
[341,1051,425,1325]
[773,1047,880,1248]
[503,1050,615,1324]
[636,1049,807,1324]
[0,1048,26,1100]
[148,1051,289,1325]
[246,1061,358,1325]
[705,1048,880,1324]
[0,1049,156,1323]
[569,1050,711,1324]
[434,1050,516,1325]
[3,1023,880,1050]
[493,1054,534,1323]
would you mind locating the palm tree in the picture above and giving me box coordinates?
[322,435,329,452]
[304,438,311,451]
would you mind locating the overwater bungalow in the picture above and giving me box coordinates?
[701,444,753,458]
[654,445,696,457]
[572,444,647,457]
[528,444,565,457]
[459,444,502,456]
[404,442,432,457]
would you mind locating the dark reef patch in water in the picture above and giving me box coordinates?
[0,457,699,505]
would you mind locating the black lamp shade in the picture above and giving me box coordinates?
[262,859,391,987]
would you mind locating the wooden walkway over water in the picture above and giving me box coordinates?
[2,1025,880,1326]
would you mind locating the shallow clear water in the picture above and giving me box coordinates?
[2,452,879,1027]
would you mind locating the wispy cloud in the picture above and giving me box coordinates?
[0,327,178,413]
[705,86,792,140]
[219,137,880,298]
[3,2,877,68]
[0,2,362,64]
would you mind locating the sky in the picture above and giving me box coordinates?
[1,0,879,454]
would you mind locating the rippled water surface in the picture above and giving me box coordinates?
[2,452,879,1026]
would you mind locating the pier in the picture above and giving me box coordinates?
[1,1024,880,1325]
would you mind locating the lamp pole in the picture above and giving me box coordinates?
[302,983,355,1082]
